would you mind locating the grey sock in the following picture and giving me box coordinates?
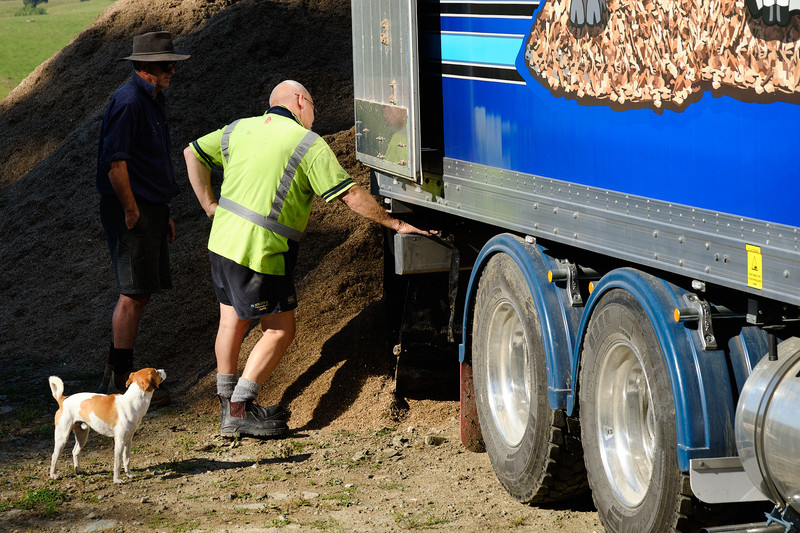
[230,377,259,403]
[217,373,238,398]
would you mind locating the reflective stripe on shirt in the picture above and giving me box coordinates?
[218,197,303,241]
[221,119,241,164]
[270,130,319,219]
[217,129,320,242]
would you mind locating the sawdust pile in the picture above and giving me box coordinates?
[0,0,456,429]
[525,0,800,109]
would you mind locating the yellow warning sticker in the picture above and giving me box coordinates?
[746,244,763,290]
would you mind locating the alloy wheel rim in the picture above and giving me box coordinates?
[485,299,531,447]
[595,339,656,507]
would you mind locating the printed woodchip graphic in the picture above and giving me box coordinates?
[524,0,800,109]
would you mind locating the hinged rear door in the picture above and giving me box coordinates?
[351,0,422,182]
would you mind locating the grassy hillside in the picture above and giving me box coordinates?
[0,0,115,100]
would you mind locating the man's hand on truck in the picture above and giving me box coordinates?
[395,219,438,237]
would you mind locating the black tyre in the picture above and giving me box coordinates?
[580,289,693,532]
[473,253,586,503]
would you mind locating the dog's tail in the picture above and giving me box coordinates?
[48,376,64,404]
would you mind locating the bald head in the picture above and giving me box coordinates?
[270,80,309,107]
[269,80,315,129]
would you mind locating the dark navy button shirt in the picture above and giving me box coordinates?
[96,73,179,203]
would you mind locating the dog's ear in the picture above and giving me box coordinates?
[144,368,162,391]
[127,368,160,392]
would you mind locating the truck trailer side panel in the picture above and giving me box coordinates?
[358,0,800,306]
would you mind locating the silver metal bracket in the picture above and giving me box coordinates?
[682,293,718,350]
[393,233,453,275]
[563,261,583,306]
[689,457,766,504]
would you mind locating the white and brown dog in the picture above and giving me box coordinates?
[49,367,166,483]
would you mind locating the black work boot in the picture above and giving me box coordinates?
[218,395,289,438]
[107,345,134,393]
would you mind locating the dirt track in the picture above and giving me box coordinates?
[0,0,603,530]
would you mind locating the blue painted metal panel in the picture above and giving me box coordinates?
[441,15,535,35]
[437,10,800,228]
[441,33,523,67]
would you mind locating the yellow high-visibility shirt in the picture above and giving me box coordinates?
[191,106,355,275]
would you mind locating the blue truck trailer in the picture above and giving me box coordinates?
[350,1,800,531]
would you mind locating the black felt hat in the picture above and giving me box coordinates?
[120,31,190,62]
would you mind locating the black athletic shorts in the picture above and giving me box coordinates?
[208,244,299,319]
[99,194,172,294]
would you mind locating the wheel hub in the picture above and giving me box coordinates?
[595,339,655,507]
[485,299,531,447]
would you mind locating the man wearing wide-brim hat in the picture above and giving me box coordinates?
[95,31,190,406]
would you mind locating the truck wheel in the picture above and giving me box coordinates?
[473,253,585,503]
[580,289,692,533]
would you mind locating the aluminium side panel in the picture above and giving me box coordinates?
[371,0,800,307]
[351,0,422,182]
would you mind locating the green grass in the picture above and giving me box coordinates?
[392,505,451,529]
[305,517,343,531]
[0,488,68,517]
[0,0,116,100]
[322,486,358,508]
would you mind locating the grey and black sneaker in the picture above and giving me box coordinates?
[218,395,289,438]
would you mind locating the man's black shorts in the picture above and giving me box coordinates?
[99,195,171,294]
[208,247,298,320]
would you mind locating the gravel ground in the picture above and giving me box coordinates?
[1,394,601,532]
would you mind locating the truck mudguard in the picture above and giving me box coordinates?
[573,267,743,470]
[460,233,583,409]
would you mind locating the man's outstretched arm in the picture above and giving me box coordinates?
[339,185,436,236]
